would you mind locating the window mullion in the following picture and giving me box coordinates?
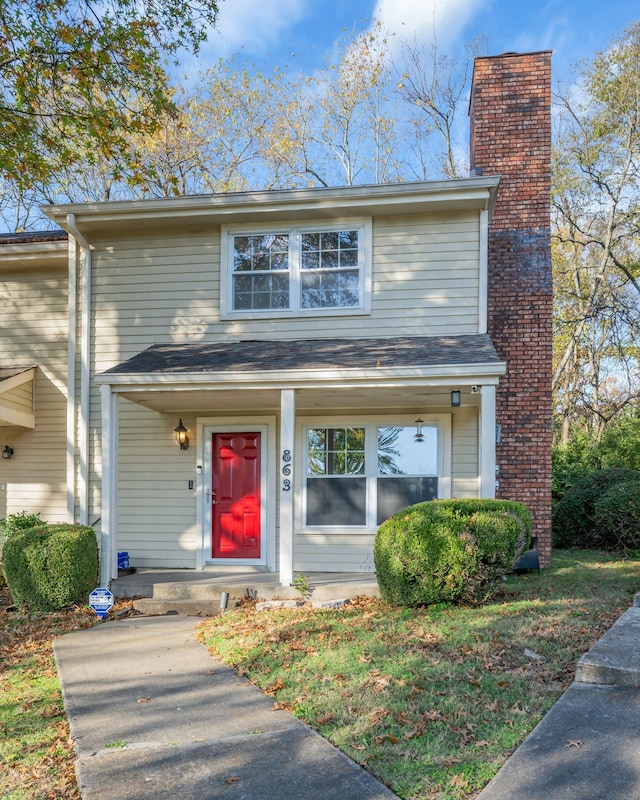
[290,229,301,312]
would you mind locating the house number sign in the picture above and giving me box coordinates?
[282,449,292,491]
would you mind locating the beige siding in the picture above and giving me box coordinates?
[85,210,483,570]
[451,407,480,498]
[88,211,480,369]
[112,403,198,568]
[294,535,376,573]
[0,265,68,523]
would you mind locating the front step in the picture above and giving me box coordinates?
[133,598,225,616]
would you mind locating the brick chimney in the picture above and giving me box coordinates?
[469,51,553,566]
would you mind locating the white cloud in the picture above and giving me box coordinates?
[207,0,308,56]
[371,0,489,51]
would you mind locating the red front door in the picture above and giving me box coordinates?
[212,432,261,559]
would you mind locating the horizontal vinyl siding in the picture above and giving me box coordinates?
[1,382,32,414]
[89,212,481,371]
[86,212,482,568]
[451,407,479,498]
[294,534,376,573]
[0,266,68,522]
[106,403,198,568]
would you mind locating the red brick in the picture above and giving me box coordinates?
[470,51,553,566]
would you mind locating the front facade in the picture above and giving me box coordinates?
[0,52,552,586]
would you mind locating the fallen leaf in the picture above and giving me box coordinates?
[136,697,151,703]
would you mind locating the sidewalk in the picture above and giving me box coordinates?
[54,599,640,800]
[53,615,398,800]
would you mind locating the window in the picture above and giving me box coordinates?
[303,421,443,529]
[222,222,371,317]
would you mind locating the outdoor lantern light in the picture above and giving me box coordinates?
[451,390,461,407]
[2,445,14,459]
[414,418,424,443]
[174,419,189,450]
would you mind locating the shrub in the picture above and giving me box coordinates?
[3,523,99,611]
[593,480,640,552]
[552,468,640,549]
[374,498,531,607]
[0,511,42,540]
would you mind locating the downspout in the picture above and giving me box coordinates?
[65,214,91,526]
[65,233,77,522]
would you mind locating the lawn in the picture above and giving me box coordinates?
[0,550,638,799]
[197,550,640,800]
[0,586,95,800]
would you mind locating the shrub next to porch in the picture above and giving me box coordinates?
[374,499,530,606]
[3,523,99,611]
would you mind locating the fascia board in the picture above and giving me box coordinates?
[96,361,507,391]
[42,177,501,233]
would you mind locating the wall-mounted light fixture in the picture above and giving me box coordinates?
[2,445,14,459]
[451,390,461,408]
[414,417,424,443]
[174,419,189,450]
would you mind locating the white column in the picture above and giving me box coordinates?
[479,384,497,498]
[100,384,119,586]
[279,389,295,586]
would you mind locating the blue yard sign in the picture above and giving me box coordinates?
[89,588,114,619]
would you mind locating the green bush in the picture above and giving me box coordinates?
[3,523,99,611]
[552,468,640,549]
[374,499,531,607]
[593,480,640,551]
[0,511,42,540]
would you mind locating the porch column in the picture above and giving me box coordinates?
[279,389,295,586]
[100,384,119,586]
[479,384,497,498]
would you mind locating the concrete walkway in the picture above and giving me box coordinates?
[54,597,640,800]
[53,615,397,800]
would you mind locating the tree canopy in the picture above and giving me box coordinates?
[0,0,220,188]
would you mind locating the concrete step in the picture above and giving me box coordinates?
[133,598,224,616]
[150,582,296,601]
[575,605,640,687]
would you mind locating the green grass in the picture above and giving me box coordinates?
[197,550,640,800]
[0,591,96,800]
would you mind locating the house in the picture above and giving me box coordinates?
[0,51,552,587]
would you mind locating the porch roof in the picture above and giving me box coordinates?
[101,334,502,376]
[0,366,37,428]
[97,335,506,413]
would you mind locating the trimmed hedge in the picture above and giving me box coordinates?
[593,480,640,552]
[3,523,99,611]
[374,498,530,607]
[552,468,640,549]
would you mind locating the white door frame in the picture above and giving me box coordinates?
[196,416,276,571]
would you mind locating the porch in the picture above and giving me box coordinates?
[111,566,380,616]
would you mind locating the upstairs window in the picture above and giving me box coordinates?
[221,222,371,318]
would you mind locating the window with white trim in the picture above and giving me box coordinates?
[304,423,441,529]
[221,222,371,317]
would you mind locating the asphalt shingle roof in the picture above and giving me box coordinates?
[102,335,502,376]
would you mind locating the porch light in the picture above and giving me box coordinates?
[2,445,14,459]
[174,419,189,450]
[451,390,461,407]
[414,418,424,443]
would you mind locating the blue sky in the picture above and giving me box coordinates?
[193,0,639,82]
